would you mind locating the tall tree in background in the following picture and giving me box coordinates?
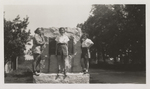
[78,5,145,64]
[123,5,145,64]
[4,15,31,70]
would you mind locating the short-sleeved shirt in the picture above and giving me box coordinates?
[55,35,69,55]
[55,35,69,44]
[82,38,94,48]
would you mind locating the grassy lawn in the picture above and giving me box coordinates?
[5,60,33,83]
[89,69,146,84]
[4,57,146,84]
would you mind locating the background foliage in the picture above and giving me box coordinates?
[4,15,30,68]
[77,5,145,64]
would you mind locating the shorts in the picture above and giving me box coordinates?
[32,46,42,54]
[56,43,68,56]
[81,47,90,59]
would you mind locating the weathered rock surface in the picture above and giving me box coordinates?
[40,27,83,73]
[33,73,89,83]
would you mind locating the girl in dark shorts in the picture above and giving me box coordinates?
[80,33,94,74]
[55,27,69,76]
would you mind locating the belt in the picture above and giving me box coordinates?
[57,43,67,45]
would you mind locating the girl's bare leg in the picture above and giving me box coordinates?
[63,55,68,75]
[85,58,89,73]
[57,55,61,73]
[32,54,41,76]
[36,55,41,72]
[81,58,86,72]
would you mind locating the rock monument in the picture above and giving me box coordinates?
[33,27,89,83]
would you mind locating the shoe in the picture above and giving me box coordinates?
[37,70,40,73]
[33,71,40,76]
[83,69,86,74]
[63,74,67,79]
[85,69,88,73]
[63,69,67,75]
[55,74,60,80]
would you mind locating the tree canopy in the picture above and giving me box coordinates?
[77,5,145,64]
[4,15,31,63]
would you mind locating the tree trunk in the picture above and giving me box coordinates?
[113,56,117,64]
[12,56,17,70]
[16,56,18,70]
[124,54,129,65]
[102,49,106,63]
[97,51,101,64]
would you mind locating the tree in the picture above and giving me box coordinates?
[78,5,145,65]
[79,5,126,63]
[4,15,30,70]
[123,5,145,64]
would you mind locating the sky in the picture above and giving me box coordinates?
[4,5,92,35]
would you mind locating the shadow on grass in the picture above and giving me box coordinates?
[89,62,146,84]
[13,71,33,78]
[5,60,33,83]
[5,72,33,83]
[90,62,146,72]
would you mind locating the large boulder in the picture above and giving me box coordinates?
[40,27,83,73]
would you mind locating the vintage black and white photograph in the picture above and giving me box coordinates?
[3,2,147,86]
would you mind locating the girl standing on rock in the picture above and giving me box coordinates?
[32,28,45,76]
[55,27,70,77]
[80,33,94,74]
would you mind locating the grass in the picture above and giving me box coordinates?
[4,56,146,83]
[5,60,33,83]
[90,62,146,72]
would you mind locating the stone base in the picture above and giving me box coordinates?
[33,73,89,83]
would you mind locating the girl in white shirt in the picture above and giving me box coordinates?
[55,27,69,77]
[80,33,94,74]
